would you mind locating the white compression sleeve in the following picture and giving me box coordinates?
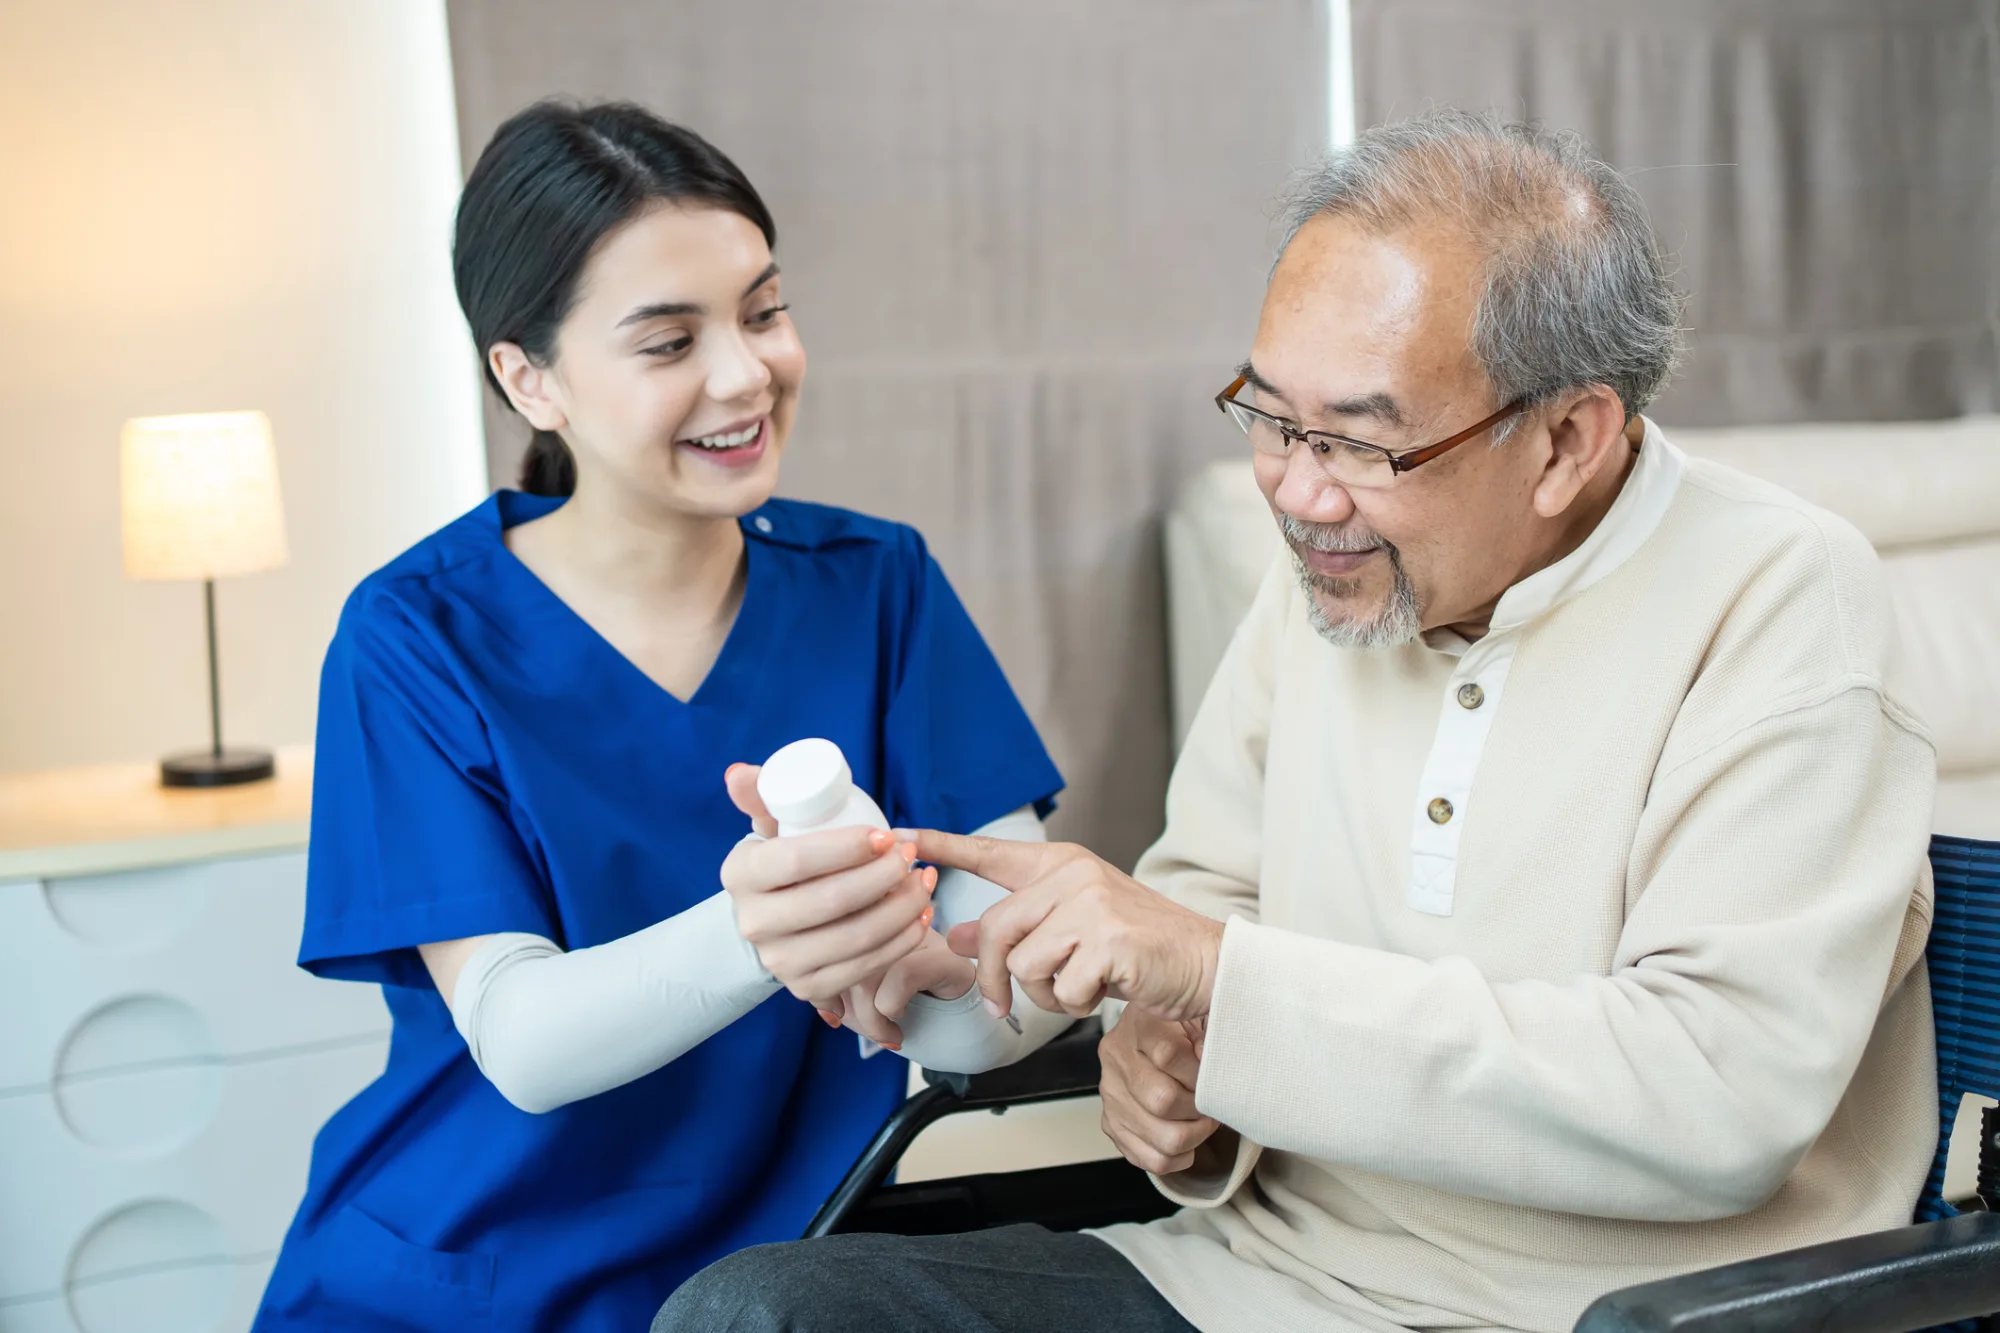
[447,888,779,1114]
[895,805,1076,1075]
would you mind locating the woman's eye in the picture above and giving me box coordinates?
[747,303,790,326]
[640,338,692,357]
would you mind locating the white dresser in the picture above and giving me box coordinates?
[0,748,389,1333]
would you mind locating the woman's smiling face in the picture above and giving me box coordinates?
[501,201,805,518]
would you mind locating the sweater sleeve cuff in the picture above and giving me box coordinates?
[1198,916,1420,1140]
[1150,1126,1262,1208]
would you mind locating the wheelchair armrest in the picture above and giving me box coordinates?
[804,1016,1104,1238]
[1573,1209,2000,1333]
[923,1015,1104,1106]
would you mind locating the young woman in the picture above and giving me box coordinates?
[253,101,1067,1332]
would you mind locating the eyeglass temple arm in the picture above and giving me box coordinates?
[1389,400,1525,473]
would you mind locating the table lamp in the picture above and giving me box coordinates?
[120,410,289,787]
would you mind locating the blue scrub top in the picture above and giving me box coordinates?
[254,491,1062,1333]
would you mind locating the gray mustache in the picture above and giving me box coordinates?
[1278,513,1392,556]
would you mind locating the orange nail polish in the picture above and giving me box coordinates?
[868,829,895,853]
[882,1042,902,1052]
[818,1010,841,1027]
[923,866,938,894]
[900,843,918,865]
[920,905,935,927]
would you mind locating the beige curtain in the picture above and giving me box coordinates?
[1351,0,2000,426]
[445,0,1327,867]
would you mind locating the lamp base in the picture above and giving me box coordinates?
[160,747,276,789]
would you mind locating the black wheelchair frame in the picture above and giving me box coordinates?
[810,1021,2000,1333]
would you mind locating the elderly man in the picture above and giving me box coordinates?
[659,109,1936,1333]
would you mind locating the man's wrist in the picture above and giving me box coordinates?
[1190,913,1226,1018]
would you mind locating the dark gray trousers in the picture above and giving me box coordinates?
[654,1224,1199,1333]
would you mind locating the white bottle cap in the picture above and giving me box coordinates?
[757,738,853,830]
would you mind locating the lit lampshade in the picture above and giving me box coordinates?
[119,410,287,788]
[121,411,288,581]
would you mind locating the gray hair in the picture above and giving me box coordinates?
[1278,108,1685,435]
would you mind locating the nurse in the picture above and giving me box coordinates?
[254,100,1066,1332]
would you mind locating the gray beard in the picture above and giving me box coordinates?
[1279,514,1423,650]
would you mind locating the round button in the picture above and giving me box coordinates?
[1427,797,1454,825]
[1456,682,1485,710]
[753,516,774,534]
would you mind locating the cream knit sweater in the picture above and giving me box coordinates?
[1093,424,1938,1333]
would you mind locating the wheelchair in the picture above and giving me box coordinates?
[809,835,2000,1332]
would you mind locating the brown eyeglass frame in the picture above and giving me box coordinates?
[1215,374,1525,476]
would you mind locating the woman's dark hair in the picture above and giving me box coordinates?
[452,101,777,497]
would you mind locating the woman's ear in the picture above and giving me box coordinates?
[489,342,568,432]
[1531,385,1629,519]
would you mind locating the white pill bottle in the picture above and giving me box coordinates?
[756,738,897,1057]
[756,738,889,838]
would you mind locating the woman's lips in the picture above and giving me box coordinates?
[675,416,768,470]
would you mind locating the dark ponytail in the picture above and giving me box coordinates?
[451,101,777,497]
[519,429,576,498]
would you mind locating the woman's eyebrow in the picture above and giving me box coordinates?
[616,263,783,328]
[619,300,702,326]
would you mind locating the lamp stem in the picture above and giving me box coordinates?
[204,577,223,759]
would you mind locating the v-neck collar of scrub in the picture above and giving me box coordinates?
[483,489,780,712]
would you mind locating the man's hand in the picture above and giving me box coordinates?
[720,765,936,1008]
[1099,1007,1220,1175]
[909,833,1225,1022]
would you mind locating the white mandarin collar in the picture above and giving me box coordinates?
[1421,418,1685,654]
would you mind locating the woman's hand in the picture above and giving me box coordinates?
[720,764,936,1008]
[810,930,977,1050]
[871,930,977,1021]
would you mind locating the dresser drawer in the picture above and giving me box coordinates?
[0,1037,387,1307]
[0,852,388,1094]
[0,1294,73,1333]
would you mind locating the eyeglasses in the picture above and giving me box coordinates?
[1215,374,1524,488]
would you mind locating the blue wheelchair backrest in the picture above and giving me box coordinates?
[1917,835,2000,1224]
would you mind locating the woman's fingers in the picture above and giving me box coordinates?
[875,932,976,1019]
[837,982,905,1049]
[870,963,920,1023]
[723,763,779,839]
[721,824,896,901]
[729,844,915,942]
[760,871,932,989]
[793,915,933,1000]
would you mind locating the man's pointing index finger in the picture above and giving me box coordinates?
[901,829,1051,891]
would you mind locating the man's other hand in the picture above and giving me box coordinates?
[1099,1007,1220,1175]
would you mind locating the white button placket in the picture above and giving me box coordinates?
[1407,640,1515,916]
